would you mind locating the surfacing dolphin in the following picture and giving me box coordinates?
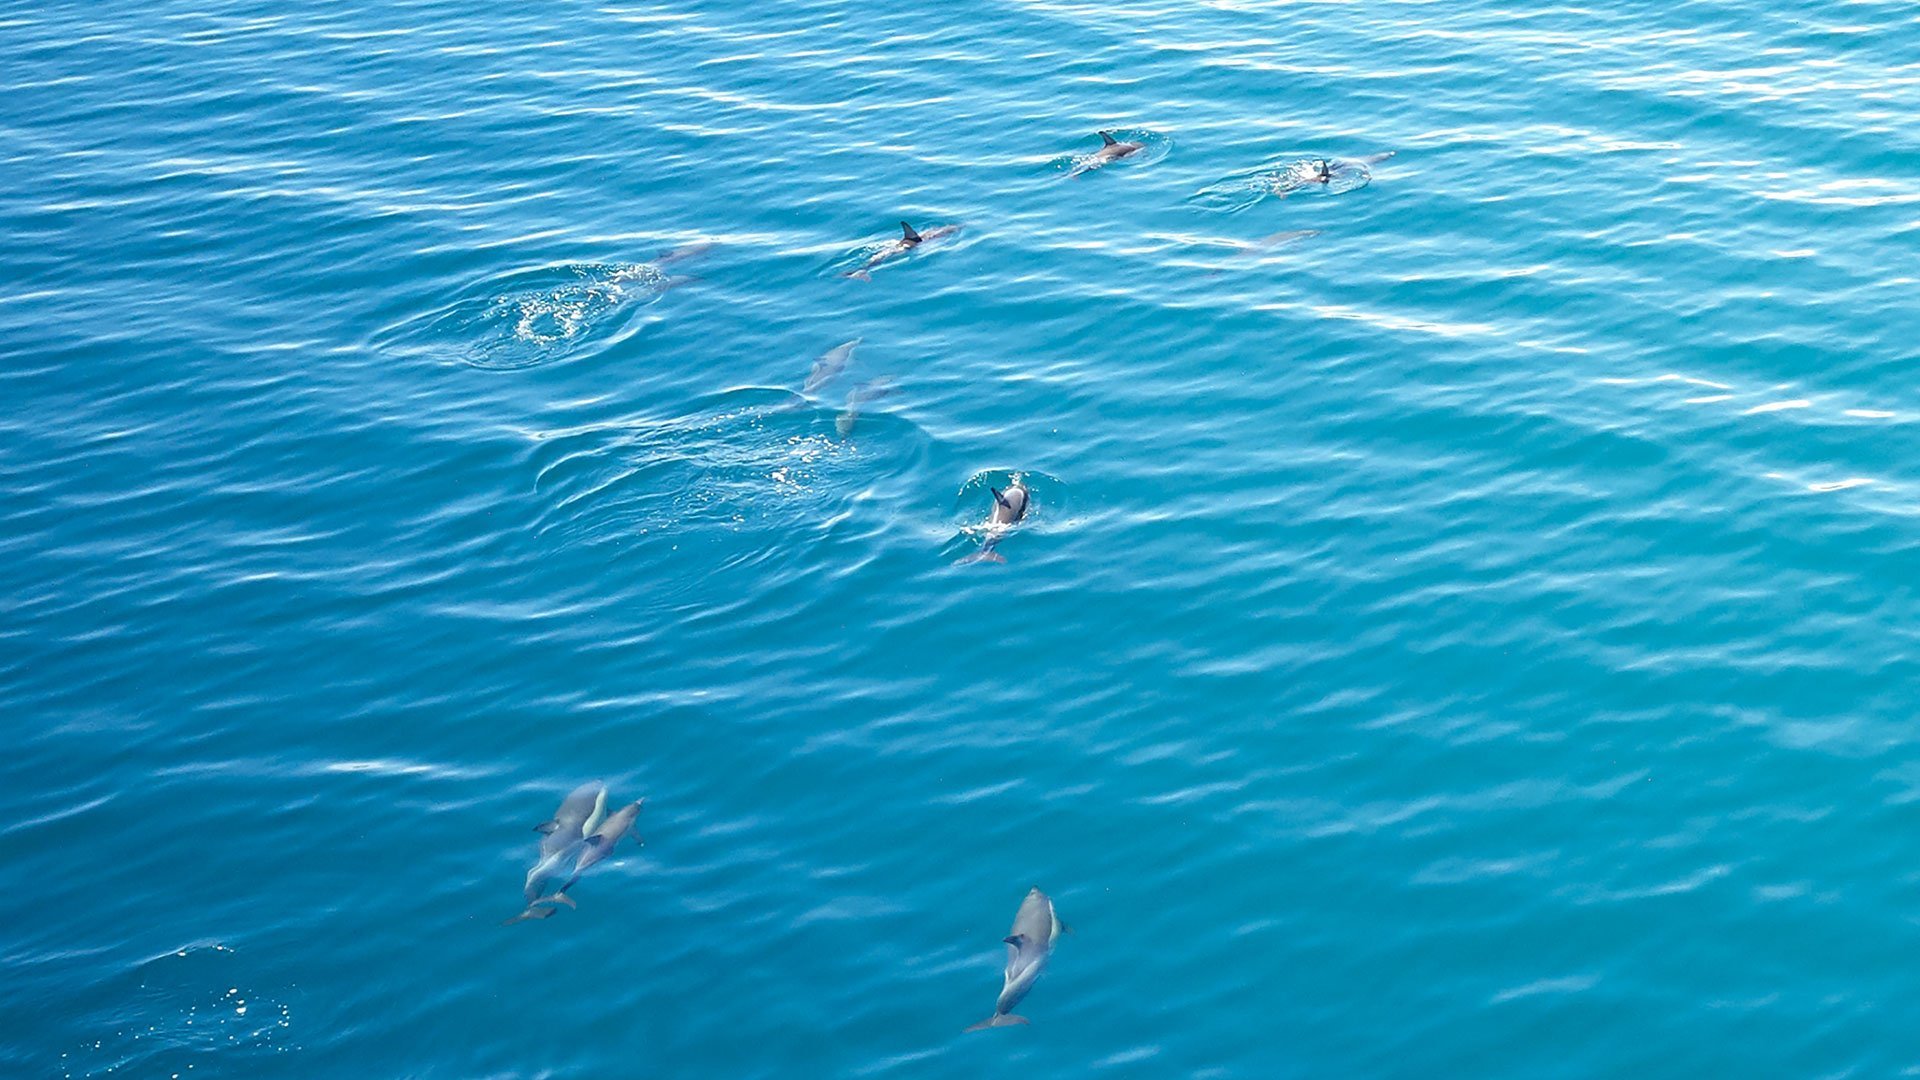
[956,478,1029,566]
[845,221,960,282]
[1270,151,1395,197]
[965,887,1065,1032]
[503,780,606,925]
[1068,130,1145,178]
[608,240,712,295]
[553,799,644,897]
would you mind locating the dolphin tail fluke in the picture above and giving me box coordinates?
[501,904,561,926]
[964,1014,1030,1033]
[845,270,872,282]
[955,550,1007,567]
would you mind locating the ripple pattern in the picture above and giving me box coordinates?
[7,0,1920,1077]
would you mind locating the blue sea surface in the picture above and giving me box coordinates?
[7,0,1920,1075]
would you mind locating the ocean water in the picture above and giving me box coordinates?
[7,0,1920,1075]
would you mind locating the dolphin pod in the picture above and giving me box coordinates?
[487,128,1398,1030]
[966,888,1066,1032]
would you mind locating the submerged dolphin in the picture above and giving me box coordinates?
[555,799,644,896]
[503,781,606,925]
[836,378,895,438]
[966,887,1065,1032]
[845,221,960,281]
[957,479,1029,566]
[804,339,859,395]
[1068,130,1145,177]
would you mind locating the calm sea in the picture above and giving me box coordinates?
[7,0,1920,1075]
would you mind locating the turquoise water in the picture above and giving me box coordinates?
[7,0,1920,1074]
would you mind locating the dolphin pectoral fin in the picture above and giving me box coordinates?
[1003,934,1028,947]
[965,1014,1030,1033]
[534,821,559,835]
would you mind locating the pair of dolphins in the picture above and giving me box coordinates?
[504,781,643,925]
[844,131,1143,280]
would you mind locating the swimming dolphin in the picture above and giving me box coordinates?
[607,241,712,294]
[503,781,606,925]
[554,799,644,896]
[836,378,895,438]
[957,479,1029,565]
[1273,152,1395,196]
[845,221,960,281]
[804,339,859,395]
[1068,130,1145,177]
[965,887,1065,1032]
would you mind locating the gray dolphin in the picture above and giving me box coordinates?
[804,338,859,395]
[957,478,1029,566]
[608,240,711,294]
[554,799,644,896]
[1273,151,1395,196]
[1068,130,1145,177]
[836,377,895,438]
[845,221,960,281]
[503,781,606,925]
[965,887,1065,1032]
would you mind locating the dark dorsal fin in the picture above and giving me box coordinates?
[1003,934,1028,948]
[1100,131,1118,146]
[900,221,922,244]
[991,487,1012,511]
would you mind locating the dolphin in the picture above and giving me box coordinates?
[957,479,1029,566]
[503,781,606,925]
[836,377,895,438]
[1273,152,1395,196]
[608,240,711,294]
[804,339,859,396]
[1068,130,1145,177]
[554,799,644,896]
[965,888,1065,1032]
[845,221,960,281]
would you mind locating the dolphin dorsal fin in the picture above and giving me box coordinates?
[1100,131,1117,146]
[991,487,1012,510]
[1003,934,1028,947]
[900,221,922,244]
